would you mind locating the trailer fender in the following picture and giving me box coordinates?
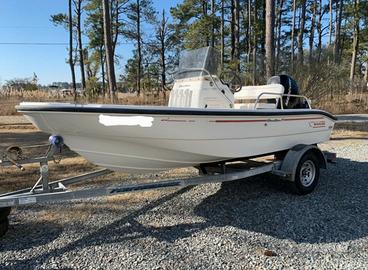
[280,145,327,182]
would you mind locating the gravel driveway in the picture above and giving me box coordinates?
[0,138,367,270]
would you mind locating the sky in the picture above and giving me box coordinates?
[0,0,180,86]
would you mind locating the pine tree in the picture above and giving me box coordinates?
[124,0,156,96]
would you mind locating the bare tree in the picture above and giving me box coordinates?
[68,0,77,99]
[265,0,275,78]
[234,0,240,71]
[230,0,240,71]
[297,0,306,66]
[275,0,284,72]
[316,0,325,63]
[136,0,142,95]
[350,0,360,82]
[211,0,216,48]
[99,44,106,96]
[202,0,209,46]
[75,0,86,91]
[252,0,257,84]
[309,0,317,67]
[328,0,333,46]
[334,0,344,64]
[220,0,225,69]
[102,0,117,102]
[290,0,297,72]
[247,0,252,67]
[155,9,172,95]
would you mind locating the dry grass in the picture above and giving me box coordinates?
[0,124,36,131]
[0,157,95,193]
[1,89,368,116]
[315,93,368,114]
[0,90,169,116]
[334,122,368,132]
[331,129,368,138]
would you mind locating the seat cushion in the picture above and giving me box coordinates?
[234,84,285,100]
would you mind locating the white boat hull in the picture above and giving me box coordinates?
[18,103,335,173]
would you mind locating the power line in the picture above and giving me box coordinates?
[0,42,69,46]
[0,26,52,29]
[0,42,136,46]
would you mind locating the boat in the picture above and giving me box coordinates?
[16,47,336,173]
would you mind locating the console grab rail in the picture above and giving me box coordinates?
[253,92,312,110]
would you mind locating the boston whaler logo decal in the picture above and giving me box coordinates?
[309,120,326,128]
[99,114,154,127]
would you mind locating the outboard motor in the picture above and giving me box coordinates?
[267,75,307,109]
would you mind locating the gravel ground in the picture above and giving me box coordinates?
[0,137,368,269]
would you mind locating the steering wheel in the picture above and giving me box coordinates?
[219,71,242,92]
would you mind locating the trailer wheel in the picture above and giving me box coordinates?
[0,218,9,238]
[294,152,320,195]
[0,207,11,221]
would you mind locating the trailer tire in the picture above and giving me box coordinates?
[0,207,11,221]
[0,218,9,238]
[0,207,11,222]
[294,152,320,195]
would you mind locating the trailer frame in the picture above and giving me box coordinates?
[0,137,336,237]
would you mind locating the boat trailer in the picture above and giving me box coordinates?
[0,136,336,237]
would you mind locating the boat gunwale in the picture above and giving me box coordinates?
[16,103,337,121]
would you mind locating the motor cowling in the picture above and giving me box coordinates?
[267,75,307,109]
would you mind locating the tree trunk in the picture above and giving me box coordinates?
[159,9,167,93]
[211,0,215,48]
[290,0,296,72]
[334,0,343,64]
[234,0,240,71]
[265,0,275,78]
[102,0,117,102]
[112,0,119,56]
[309,0,317,67]
[231,0,235,62]
[259,1,266,77]
[275,0,284,73]
[220,0,225,69]
[202,0,209,46]
[76,0,86,91]
[136,0,142,96]
[68,0,77,100]
[252,0,257,84]
[230,0,240,71]
[99,45,106,97]
[349,0,360,82]
[328,0,333,46]
[247,0,251,67]
[316,0,323,63]
[297,0,306,67]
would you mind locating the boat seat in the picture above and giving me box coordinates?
[234,84,284,109]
